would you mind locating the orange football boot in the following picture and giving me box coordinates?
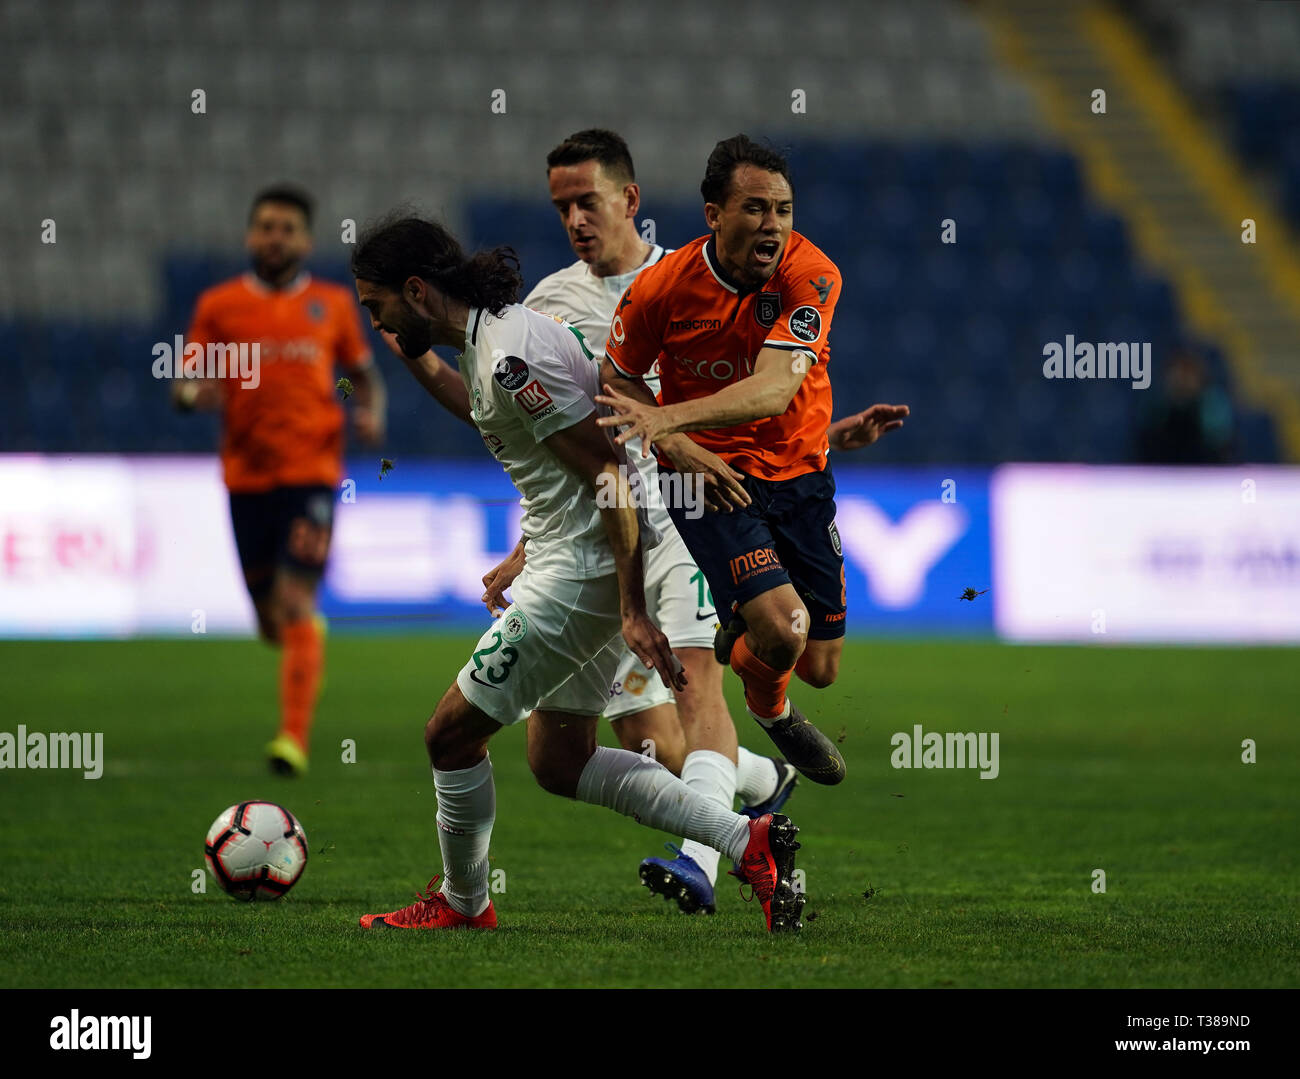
[360,876,497,930]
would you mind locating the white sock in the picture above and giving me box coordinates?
[747,698,792,728]
[577,746,750,862]
[678,749,737,883]
[735,747,779,805]
[432,753,495,917]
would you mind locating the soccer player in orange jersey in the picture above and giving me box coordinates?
[599,136,907,783]
[172,185,386,776]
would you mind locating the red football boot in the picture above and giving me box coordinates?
[731,813,805,932]
[360,876,497,930]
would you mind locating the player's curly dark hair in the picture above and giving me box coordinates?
[700,134,793,206]
[351,213,522,316]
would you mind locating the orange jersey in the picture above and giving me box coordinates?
[186,273,372,493]
[604,232,839,481]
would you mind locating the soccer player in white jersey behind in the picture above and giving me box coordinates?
[350,213,806,933]
[502,129,797,915]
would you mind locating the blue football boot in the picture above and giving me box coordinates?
[639,843,716,914]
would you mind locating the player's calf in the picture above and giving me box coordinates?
[794,638,841,688]
[611,705,686,776]
[672,647,738,759]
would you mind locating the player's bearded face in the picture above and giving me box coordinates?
[391,296,434,359]
[247,205,310,280]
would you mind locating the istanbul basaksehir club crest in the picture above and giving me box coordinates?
[754,292,781,328]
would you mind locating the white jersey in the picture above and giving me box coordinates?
[459,303,659,576]
[525,247,671,526]
[524,246,667,397]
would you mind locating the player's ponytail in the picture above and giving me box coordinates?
[441,246,523,316]
[352,213,522,316]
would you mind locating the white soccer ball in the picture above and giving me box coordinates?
[204,801,308,901]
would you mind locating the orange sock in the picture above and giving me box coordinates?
[730,635,793,721]
[794,649,818,685]
[280,617,323,751]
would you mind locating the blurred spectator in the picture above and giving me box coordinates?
[1135,346,1236,463]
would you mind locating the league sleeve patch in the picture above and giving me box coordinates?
[493,355,530,391]
[787,306,822,344]
[515,380,555,416]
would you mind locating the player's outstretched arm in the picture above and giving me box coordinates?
[827,403,910,451]
[542,413,685,693]
[596,346,809,453]
[596,357,750,511]
[596,357,657,413]
[377,328,474,427]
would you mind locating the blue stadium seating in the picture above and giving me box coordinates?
[1224,81,1300,229]
[1,139,1275,464]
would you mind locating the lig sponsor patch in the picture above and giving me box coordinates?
[493,355,529,391]
[787,306,821,344]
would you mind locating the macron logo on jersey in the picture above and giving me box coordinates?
[668,318,722,333]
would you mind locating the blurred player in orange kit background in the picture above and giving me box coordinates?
[173,184,386,776]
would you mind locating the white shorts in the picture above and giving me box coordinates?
[456,565,624,726]
[604,527,718,722]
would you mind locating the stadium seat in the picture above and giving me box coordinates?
[0,0,1271,466]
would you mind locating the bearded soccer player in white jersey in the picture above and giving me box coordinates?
[350,213,806,933]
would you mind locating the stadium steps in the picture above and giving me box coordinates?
[981,0,1300,460]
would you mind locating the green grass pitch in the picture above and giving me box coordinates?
[0,636,1295,988]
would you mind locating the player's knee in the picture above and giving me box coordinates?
[424,713,449,765]
[752,619,807,671]
[274,593,314,628]
[424,705,478,770]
